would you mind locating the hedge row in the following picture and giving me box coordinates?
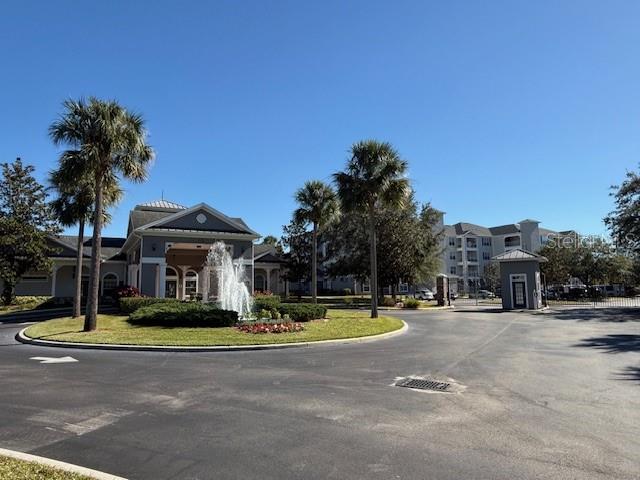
[119,297,182,314]
[128,302,238,327]
[253,295,281,312]
[277,303,327,322]
[13,296,51,306]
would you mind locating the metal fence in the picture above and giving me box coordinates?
[544,294,640,308]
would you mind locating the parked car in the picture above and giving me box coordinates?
[469,290,495,299]
[415,289,435,301]
[449,291,459,300]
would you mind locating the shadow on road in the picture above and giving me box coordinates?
[547,307,640,323]
[618,365,640,384]
[574,334,640,353]
[575,333,640,386]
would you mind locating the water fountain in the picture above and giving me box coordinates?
[202,242,253,319]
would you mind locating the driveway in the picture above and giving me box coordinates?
[0,307,638,480]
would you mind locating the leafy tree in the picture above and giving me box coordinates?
[0,158,59,305]
[293,180,338,303]
[324,197,440,301]
[260,235,284,255]
[539,240,574,285]
[605,169,640,252]
[540,235,633,287]
[49,169,122,318]
[280,218,312,294]
[49,98,154,331]
[481,262,500,292]
[333,140,410,317]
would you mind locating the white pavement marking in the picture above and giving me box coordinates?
[29,356,78,364]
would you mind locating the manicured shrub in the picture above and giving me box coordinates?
[253,294,281,313]
[257,309,272,319]
[119,297,182,314]
[381,297,396,307]
[277,303,327,322]
[237,322,304,334]
[13,295,50,306]
[343,288,352,296]
[403,298,421,309]
[128,302,237,327]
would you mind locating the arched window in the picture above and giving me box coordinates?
[101,273,119,297]
[166,266,178,278]
[165,266,178,298]
[185,270,198,298]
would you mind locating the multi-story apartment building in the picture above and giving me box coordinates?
[436,212,565,294]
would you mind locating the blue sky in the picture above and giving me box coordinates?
[1,0,639,239]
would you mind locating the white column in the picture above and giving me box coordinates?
[201,266,209,301]
[179,265,189,300]
[265,267,271,292]
[50,264,60,297]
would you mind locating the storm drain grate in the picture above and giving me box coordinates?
[396,378,450,392]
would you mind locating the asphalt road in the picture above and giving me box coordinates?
[0,307,638,480]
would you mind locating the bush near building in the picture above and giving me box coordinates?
[278,303,327,322]
[253,294,281,314]
[128,302,238,327]
[119,297,182,314]
[403,298,421,309]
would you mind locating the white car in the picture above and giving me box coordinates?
[415,289,435,301]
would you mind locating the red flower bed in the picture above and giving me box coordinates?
[237,322,304,334]
[115,285,141,299]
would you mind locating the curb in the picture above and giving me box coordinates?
[0,447,126,480]
[16,321,408,352]
[378,305,455,311]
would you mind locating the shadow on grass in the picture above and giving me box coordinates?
[547,307,640,323]
[36,330,84,339]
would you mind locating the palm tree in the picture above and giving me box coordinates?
[49,98,154,331]
[333,140,410,318]
[293,180,338,303]
[49,171,122,318]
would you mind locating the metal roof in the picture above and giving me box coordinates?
[492,248,547,262]
[138,200,186,210]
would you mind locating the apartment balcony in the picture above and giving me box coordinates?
[458,260,478,265]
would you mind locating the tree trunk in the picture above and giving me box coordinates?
[311,224,318,304]
[73,218,85,318]
[391,284,397,302]
[84,175,103,332]
[368,208,378,318]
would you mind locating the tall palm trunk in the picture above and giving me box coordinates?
[311,224,318,304]
[73,218,85,318]
[84,175,103,332]
[368,207,378,318]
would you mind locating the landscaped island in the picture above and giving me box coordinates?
[24,308,403,347]
[0,455,92,480]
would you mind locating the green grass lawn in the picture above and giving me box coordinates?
[24,309,404,346]
[0,455,93,480]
